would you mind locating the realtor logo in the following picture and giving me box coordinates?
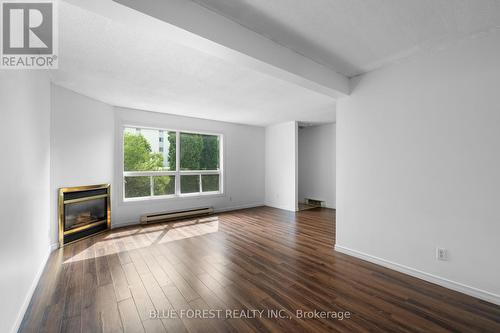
[1,0,58,69]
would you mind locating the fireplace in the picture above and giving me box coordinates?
[58,184,111,247]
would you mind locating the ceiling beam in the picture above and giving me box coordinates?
[64,0,349,98]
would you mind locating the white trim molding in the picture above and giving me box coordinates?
[334,244,500,306]
[214,203,264,213]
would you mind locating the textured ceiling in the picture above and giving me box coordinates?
[193,0,500,77]
[53,1,500,126]
[51,2,336,126]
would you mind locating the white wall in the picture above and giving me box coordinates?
[298,123,336,208]
[49,86,265,228]
[113,107,265,226]
[336,31,500,304]
[50,85,115,245]
[0,72,51,333]
[265,121,298,211]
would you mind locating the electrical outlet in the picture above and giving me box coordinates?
[436,248,448,261]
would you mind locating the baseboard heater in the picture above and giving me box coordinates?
[140,207,214,224]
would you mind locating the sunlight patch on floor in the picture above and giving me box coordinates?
[64,216,219,263]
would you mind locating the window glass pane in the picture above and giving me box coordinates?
[202,175,219,192]
[124,128,175,171]
[181,175,200,194]
[124,176,150,198]
[180,133,219,170]
[153,176,175,196]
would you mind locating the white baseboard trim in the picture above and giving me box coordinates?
[214,203,264,213]
[11,243,56,333]
[334,244,500,306]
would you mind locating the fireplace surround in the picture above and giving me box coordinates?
[58,184,111,247]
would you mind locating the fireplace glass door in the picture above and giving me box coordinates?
[64,197,107,232]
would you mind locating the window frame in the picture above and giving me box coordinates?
[122,126,224,202]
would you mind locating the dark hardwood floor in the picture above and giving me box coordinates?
[20,207,500,332]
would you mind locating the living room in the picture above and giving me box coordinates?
[1,1,499,332]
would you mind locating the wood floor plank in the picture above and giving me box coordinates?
[18,207,500,333]
[107,253,132,302]
[95,248,113,286]
[118,298,145,333]
[128,283,155,322]
[40,302,64,333]
[140,273,175,312]
[96,283,123,333]
[61,315,81,333]
[142,319,167,333]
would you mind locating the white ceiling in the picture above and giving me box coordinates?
[54,1,500,126]
[193,0,500,77]
[52,2,337,127]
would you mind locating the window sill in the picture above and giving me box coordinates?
[121,191,224,204]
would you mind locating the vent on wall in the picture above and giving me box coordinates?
[304,198,326,207]
[140,207,214,224]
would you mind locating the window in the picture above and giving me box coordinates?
[123,127,222,200]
